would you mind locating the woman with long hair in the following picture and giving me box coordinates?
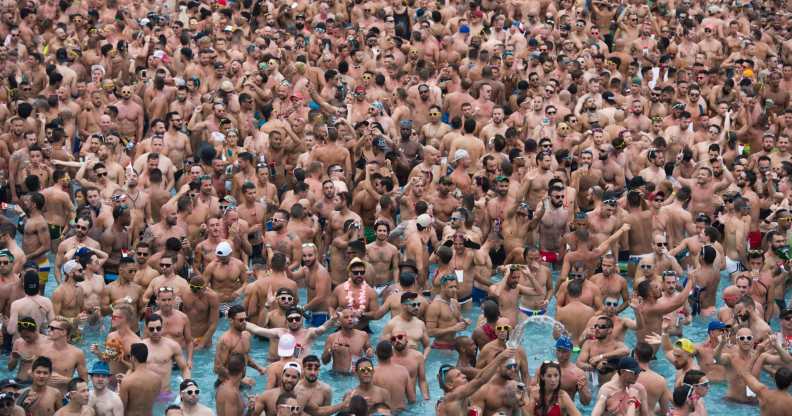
[531,361,581,416]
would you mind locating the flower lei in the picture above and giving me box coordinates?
[345,280,369,314]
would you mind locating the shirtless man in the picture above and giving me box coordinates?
[204,241,248,306]
[553,336,592,405]
[390,328,430,401]
[17,357,63,416]
[114,85,144,141]
[365,221,400,296]
[591,357,651,416]
[475,317,531,382]
[736,363,792,416]
[538,187,571,266]
[292,244,331,327]
[86,361,123,416]
[40,318,88,393]
[154,287,193,367]
[590,254,630,313]
[180,275,219,350]
[132,243,159,289]
[91,304,140,379]
[214,305,266,379]
[54,216,100,285]
[577,316,631,385]
[102,257,144,317]
[326,193,363,285]
[6,272,54,338]
[556,280,597,347]
[343,358,391,407]
[380,292,431,352]
[634,275,695,349]
[178,379,213,416]
[322,309,372,374]
[9,317,49,384]
[245,306,335,364]
[294,356,333,414]
[328,258,378,332]
[119,343,162,416]
[41,169,74,252]
[426,275,469,350]
[715,327,760,403]
[372,341,414,412]
[51,260,88,323]
[20,193,51,291]
[141,314,190,401]
[263,209,303,272]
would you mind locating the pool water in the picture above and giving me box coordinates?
[0,259,766,415]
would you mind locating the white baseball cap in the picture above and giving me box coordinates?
[416,214,433,228]
[451,149,469,163]
[278,333,296,357]
[215,241,232,257]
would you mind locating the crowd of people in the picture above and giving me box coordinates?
[0,0,792,415]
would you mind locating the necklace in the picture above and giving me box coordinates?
[345,281,368,313]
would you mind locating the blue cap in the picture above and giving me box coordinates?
[459,25,470,34]
[89,361,110,376]
[555,336,573,351]
[707,320,730,332]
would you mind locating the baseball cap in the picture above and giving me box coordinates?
[400,291,418,304]
[348,257,367,271]
[354,85,366,94]
[675,338,696,354]
[707,321,731,332]
[781,309,792,319]
[88,361,111,376]
[62,259,80,275]
[555,336,573,351]
[283,361,302,375]
[276,288,295,297]
[451,149,469,163]
[219,80,234,93]
[416,214,433,228]
[215,241,232,257]
[179,379,198,391]
[617,357,643,374]
[278,334,297,357]
[0,392,15,402]
[0,378,21,390]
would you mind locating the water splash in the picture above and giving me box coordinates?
[507,315,569,349]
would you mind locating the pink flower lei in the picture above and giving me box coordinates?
[345,280,369,313]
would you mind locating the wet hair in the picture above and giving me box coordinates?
[145,313,163,325]
[672,384,693,407]
[567,279,583,297]
[227,304,245,320]
[32,356,53,372]
[67,377,85,392]
[270,252,287,271]
[682,369,706,385]
[375,340,393,361]
[637,280,652,299]
[634,342,654,363]
[302,355,320,366]
[775,367,792,390]
[130,343,148,363]
[276,392,297,407]
[482,300,500,321]
[227,353,246,376]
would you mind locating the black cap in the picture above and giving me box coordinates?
[179,379,198,391]
[0,378,21,390]
[781,309,792,319]
[617,357,643,374]
[400,291,418,304]
[23,271,39,295]
[276,288,294,297]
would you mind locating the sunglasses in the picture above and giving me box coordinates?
[158,287,174,293]
[737,335,753,342]
[0,261,10,266]
[17,321,37,329]
[656,242,668,247]
[96,172,108,177]
[278,404,302,413]
[136,251,149,256]
[506,362,518,369]
[604,301,619,307]
[159,263,173,268]
[278,295,294,303]
[183,389,200,395]
[569,273,585,279]
[639,264,653,270]
[390,334,406,342]
[287,316,302,323]
[148,326,163,332]
[189,283,204,290]
[357,366,374,374]
[496,325,512,332]
[75,225,89,230]
[350,270,366,276]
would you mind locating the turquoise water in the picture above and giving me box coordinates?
[1,262,765,415]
